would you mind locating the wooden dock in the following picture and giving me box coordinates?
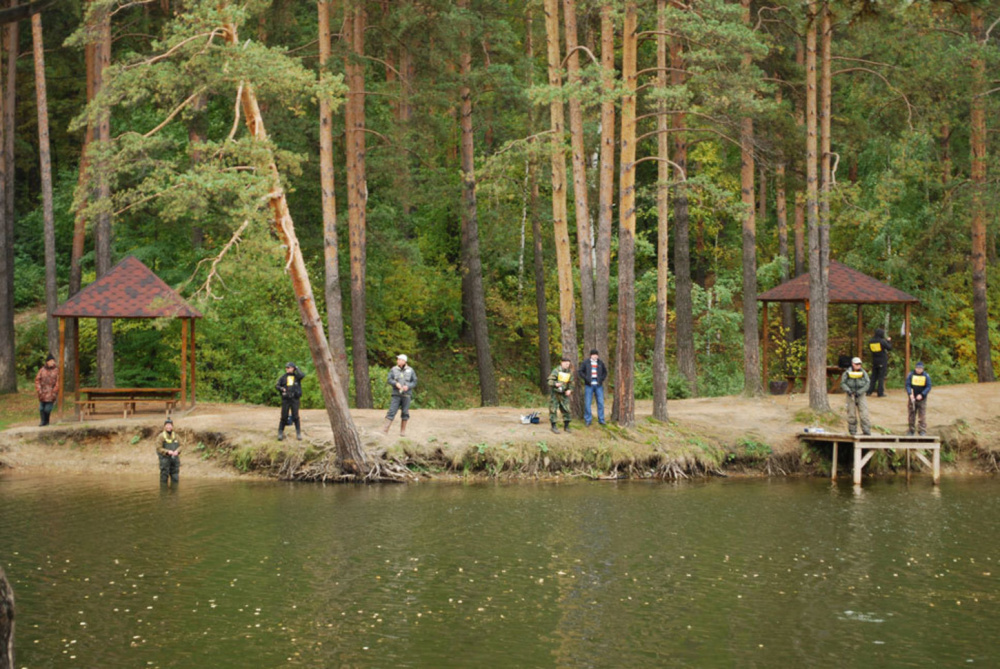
[798,432,941,486]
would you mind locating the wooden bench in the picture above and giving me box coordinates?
[77,388,180,421]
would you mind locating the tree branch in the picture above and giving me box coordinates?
[832,66,913,129]
[125,30,219,69]
[191,219,251,299]
[143,89,205,138]
[0,0,57,25]
[560,44,601,69]
[632,155,687,180]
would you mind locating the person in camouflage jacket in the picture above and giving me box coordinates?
[547,357,574,434]
[839,357,871,435]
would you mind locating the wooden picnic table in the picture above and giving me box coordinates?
[76,387,181,420]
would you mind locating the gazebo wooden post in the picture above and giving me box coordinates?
[180,319,187,410]
[904,303,911,375]
[856,304,863,359]
[804,299,810,380]
[57,317,65,416]
[73,322,80,417]
[762,301,770,385]
[190,318,196,408]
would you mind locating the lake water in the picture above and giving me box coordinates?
[1,473,998,667]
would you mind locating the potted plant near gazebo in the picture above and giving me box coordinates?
[770,326,806,395]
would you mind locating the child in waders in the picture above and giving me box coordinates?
[157,418,181,485]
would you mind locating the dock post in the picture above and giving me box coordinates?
[933,447,940,485]
[853,442,863,486]
[831,442,838,480]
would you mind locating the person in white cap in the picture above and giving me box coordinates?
[839,357,871,435]
[383,354,417,436]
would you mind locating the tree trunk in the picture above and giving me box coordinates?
[222,20,369,475]
[94,6,114,387]
[0,11,11,394]
[344,3,372,408]
[671,32,697,396]
[0,565,12,669]
[740,0,760,396]
[970,6,994,382]
[652,0,669,421]
[794,194,805,276]
[805,2,829,411]
[66,42,95,389]
[3,3,13,255]
[458,0,498,406]
[543,0,581,416]
[32,13,57,358]
[776,157,792,335]
[594,2,615,365]
[614,2,637,427]
[318,0,349,397]
[526,7,550,393]
[563,0,596,356]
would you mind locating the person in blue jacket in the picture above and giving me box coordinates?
[905,361,932,436]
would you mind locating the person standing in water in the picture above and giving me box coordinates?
[157,418,181,485]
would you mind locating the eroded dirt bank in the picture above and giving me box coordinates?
[2,383,998,481]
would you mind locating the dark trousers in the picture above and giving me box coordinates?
[908,397,927,433]
[386,394,411,421]
[280,397,301,431]
[869,363,887,396]
[159,454,180,483]
[38,401,54,426]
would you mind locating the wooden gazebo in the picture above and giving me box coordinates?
[52,256,203,416]
[758,261,919,384]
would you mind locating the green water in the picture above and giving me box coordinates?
[1,473,997,667]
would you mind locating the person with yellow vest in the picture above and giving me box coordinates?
[276,362,305,441]
[839,357,872,436]
[867,328,892,397]
[547,357,574,434]
[905,361,932,436]
[157,418,181,484]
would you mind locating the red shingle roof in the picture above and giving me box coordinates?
[757,261,918,304]
[53,255,203,319]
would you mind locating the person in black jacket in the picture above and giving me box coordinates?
[276,362,305,441]
[578,349,608,427]
[867,327,892,397]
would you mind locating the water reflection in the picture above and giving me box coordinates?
[1,474,997,667]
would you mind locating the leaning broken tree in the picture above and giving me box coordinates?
[72,2,373,477]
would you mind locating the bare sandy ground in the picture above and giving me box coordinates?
[2,382,998,478]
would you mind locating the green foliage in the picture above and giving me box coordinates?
[771,325,806,379]
[7,0,1000,411]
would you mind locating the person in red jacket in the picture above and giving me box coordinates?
[34,353,59,427]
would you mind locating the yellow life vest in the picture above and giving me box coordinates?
[286,374,295,386]
[848,371,864,379]
[869,342,882,353]
[911,374,927,387]
[557,371,572,384]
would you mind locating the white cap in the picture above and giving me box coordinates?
[397,354,407,363]
[851,357,862,365]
